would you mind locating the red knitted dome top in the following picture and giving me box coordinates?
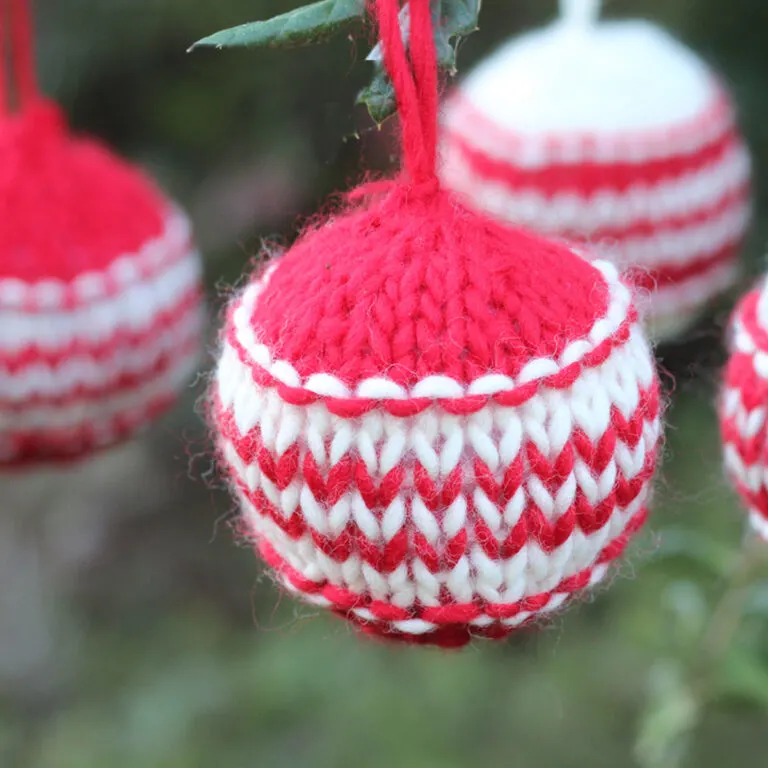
[0,100,168,284]
[249,185,609,387]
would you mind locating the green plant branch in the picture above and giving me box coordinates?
[189,0,481,124]
[189,0,366,50]
[692,530,768,700]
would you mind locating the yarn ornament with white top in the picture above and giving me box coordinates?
[211,0,663,647]
[440,0,752,341]
[0,0,203,464]
[720,279,768,542]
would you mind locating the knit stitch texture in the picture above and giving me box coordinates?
[211,0,663,647]
[721,280,768,541]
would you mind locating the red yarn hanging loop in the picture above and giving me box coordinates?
[0,1,7,115]
[374,0,439,185]
[0,0,39,114]
[9,0,39,110]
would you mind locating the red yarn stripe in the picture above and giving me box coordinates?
[248,505,648,648]
[0,292,201,407]
[374,0,438,184]
[446,124,742,196]
[557,184,749,244]
[4,393,181,466]
[223,303,638,418]
[629,241,741,290]
[217,379,658,552]
[446,87,734,163]
[728,288,768,352]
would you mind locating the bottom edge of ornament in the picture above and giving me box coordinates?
[247,506,648,649]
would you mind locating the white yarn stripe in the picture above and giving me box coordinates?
[0,300,202,402]
[723,443,761,498]
[721,386,766,444]
[218,321,657,616]
[440,139,750,232]
[729,306,768,378]
[442,92,731,169]
[0,247,202,351]
[722,385,768,544]
[750,512,768,542]
[593,198,750,270]
[756,279,768,329]
[223,260,632,405]
[0,211,192,309]
[635,260,740,320]
[234,486,643,628]
[0,341,199,436]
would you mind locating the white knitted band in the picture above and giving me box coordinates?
[222,259,634,406]
[440,139,750,232]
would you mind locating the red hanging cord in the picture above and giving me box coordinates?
[9,0,38,109]
[0,0,8,114]
[408,0,438,181]
[373,0,438,185]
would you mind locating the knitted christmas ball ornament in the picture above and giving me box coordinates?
[440,0,752,342]
[0,0,203,464]
[720,280,768,541]
[211,0,663,647]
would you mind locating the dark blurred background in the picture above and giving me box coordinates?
[2,1,768,766]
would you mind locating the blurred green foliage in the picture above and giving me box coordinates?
[2,1,768,766]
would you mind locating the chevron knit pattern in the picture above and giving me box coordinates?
[440,18,752,342]
[0,101,203,463]
[720,279,768,542]
[212,186,663,647]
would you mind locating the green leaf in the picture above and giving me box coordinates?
[357,68,397,125]
[654,527,736,578]
[357,0,482,124]
[635,661,699,768]
[189,0,365,51]
[437,0,481,72]
[717,646,768,710]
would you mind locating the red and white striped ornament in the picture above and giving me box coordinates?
[0,0,203,464]
[720,279,768,541]
[211,0,663,647]
[440,0,752,341]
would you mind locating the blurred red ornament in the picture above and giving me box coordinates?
[0,0,203,464]
[720,281,768,541]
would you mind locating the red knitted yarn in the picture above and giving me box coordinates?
[250,188,608,386]
[0,101,168,282]
[0,0,203,464]
[211,0,662,647]
[720,283,768,541]
[440,8,752,342]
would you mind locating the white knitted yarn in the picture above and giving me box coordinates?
[721,275,768,539]
[440,10,752,342]
[214,260,662,638]
[0,211,203,459]
[460,18,715,138]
